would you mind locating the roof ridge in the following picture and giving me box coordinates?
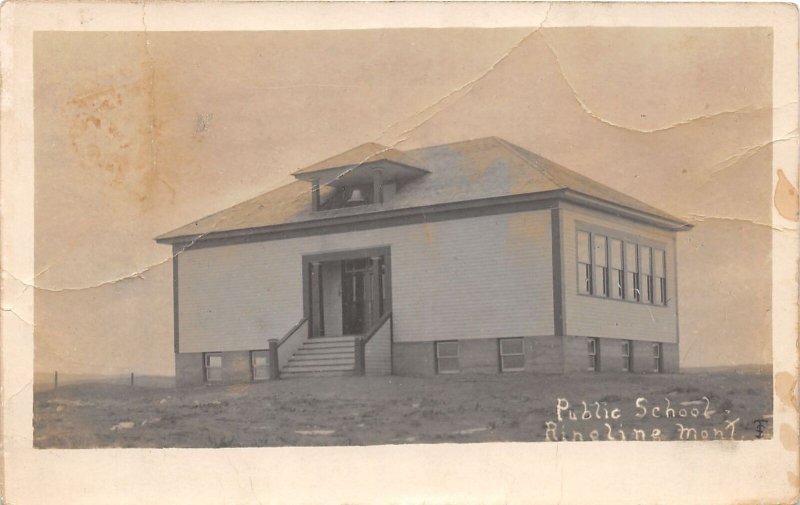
[488,137,566,190]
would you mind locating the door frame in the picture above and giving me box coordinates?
[301,246,392,338]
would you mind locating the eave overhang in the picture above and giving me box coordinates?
[156,189,692,247]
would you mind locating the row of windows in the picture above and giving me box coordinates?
[587,338,662,373]
[204,351,269,383]
[435,338,526,374]
[577,230,667,305]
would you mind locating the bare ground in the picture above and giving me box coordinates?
[33,371,772,448]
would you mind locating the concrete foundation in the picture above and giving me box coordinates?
[176,336,679,384]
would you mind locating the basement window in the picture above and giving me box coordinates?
[436,341,459,374]
[652,343,662,373]
[587,338,599,372]
[622,340,632,372]
[499,338,525,372]
[204,353,222,382]
[251,350,268,381]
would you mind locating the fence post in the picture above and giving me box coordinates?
[130,372,134,386]
[54,371,58,390]
[355,337,366,376]
[268,339,280,380]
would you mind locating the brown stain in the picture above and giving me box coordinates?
[775,371,798,412]
[774,169,799,221]
[64,51,183,211]
[787,471,800,491]
[780,423,799,450]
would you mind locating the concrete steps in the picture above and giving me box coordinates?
[281,336,358,378]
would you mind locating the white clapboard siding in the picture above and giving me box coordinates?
[177,210,554,353]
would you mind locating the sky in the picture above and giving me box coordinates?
[33,27,774,376]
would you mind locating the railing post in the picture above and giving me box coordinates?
[268,339,280,380]
[355,337,366,376]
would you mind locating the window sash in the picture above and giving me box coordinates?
[251,351,268,380]
[652,343,662,373]
[610,269,624,299]
[578,262,592,294]
[655,276,667,305]
[436,341,459,374]
[500,338,524,356]
[643,274,654,303]
[205,353,222,382]
[501,354,525,372]
[622,341,631,372]
[436,341,458,358]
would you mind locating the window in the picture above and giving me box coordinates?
[624,243,640,301]
[205,353,222,382]
[652,343,662,373]
[640,246,653,303]
[577,230,668,307]
[653,249,666,305]
[609,239,624,299]
[251,350,268,381]
[436,341,459,374]
[577,231,592,294]
[593,235,609,297]
[499,338,525,372]
[587,338,599,372]
[622,340,632,372]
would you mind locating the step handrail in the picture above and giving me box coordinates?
[278,317,309,348]
[362,311,392,345]
[269,317,309,379]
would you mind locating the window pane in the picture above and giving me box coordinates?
[587,338,596,355]
[654,277,665,305]
[610,239,623,269]
[640,246,652,275]
[652,343,660,357]
[625,243,638,273]
[438,357,459,373]
[623,356,631,372]
[500,338,524,355]
[207,368,222,382]
[577,231,591,263]
[653,249,665,276]
[252,351,267,367]
[437,341,458,358]
[594,235,607,267]
[207,354,222,368]
[622,341,630,356]
[643,274,653,303]
[610,269,624,299]
[502,355,525,371]
[625,272,639,301]
[588,355,597,371]
[594,266,608,296]
[578,263,591,294]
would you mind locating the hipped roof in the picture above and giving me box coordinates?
[157,137,689,243]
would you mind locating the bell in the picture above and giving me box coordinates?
[347,188,366,204]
